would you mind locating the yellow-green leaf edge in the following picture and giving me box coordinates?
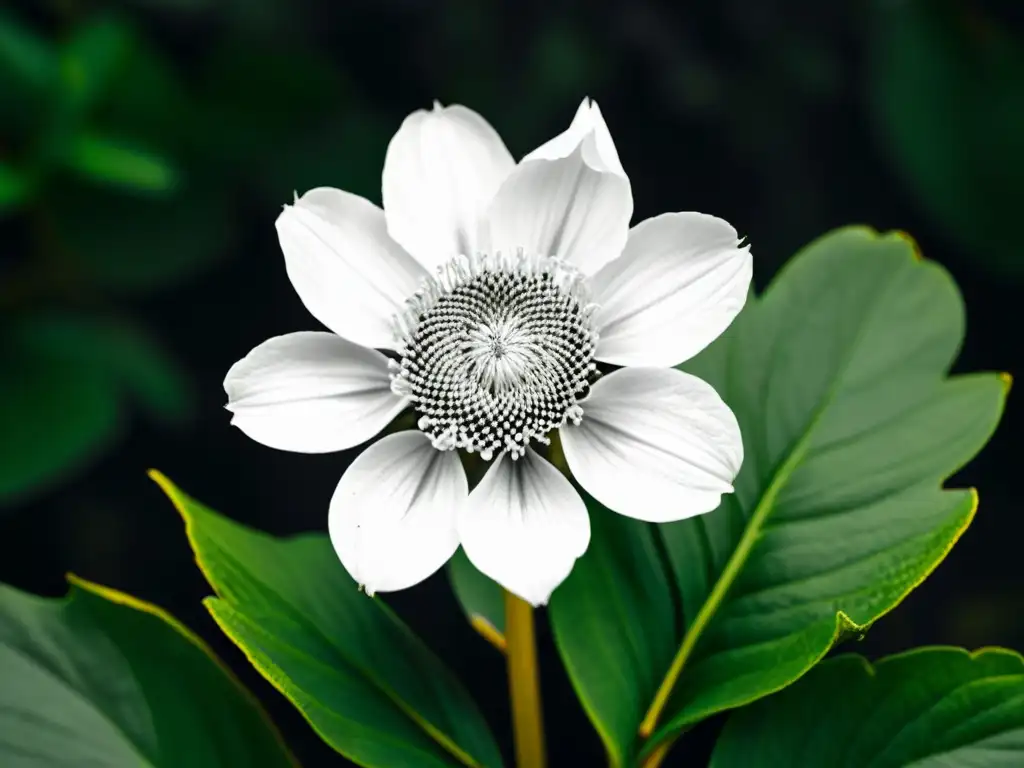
[149,469,488,768]
[63,573,299,767]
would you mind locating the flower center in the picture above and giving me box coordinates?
[391,251,598,460]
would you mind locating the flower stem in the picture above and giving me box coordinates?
[504,589,546,768]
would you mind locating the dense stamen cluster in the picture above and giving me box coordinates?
[391,250,599,459]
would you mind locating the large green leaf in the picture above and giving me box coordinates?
[868,0,1024,278]
[711,647,1024,767]
[548,500,677,768]
[551,227,1007,763]
[0,575,295,766]
[649,228,1006,742]
[151,472,504,768]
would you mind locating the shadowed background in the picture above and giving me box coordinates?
[1,0,1021,765]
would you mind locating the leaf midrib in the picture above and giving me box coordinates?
[0,639,158,767]
[639,261,907,738]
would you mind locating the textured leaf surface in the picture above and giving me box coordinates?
[153,472,503,768]
[549,227,1007,763]
[711,647,1024,767]
[549,501,677,767]
[0,576,294,767]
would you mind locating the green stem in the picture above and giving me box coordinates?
[505,590,546,768]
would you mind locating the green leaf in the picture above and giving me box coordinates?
[63,132,177,192]
[711,647,1024,767]
[646,228,1008,746]
[59,16,133,117]
[151,472,504,768]
[31,313,193,425]
[0,319,121,506]
[0,575,295,766]
[0,10,56,94]
[0,11,56,140]
[447,547,506,652]
[868,0,1024,278]
[0,312,191,506]
[548,500,678,768]
[550,227,1008,762]
[51,180,232,293]
[0,162,32,212]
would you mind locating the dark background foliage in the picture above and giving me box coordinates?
[1,0,1021,765]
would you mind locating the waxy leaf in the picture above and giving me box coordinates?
[0,576,294,766]
[711,647,1024,767]
[152,472,504,768]
[549,501,677,768]
[550,227,1008,764]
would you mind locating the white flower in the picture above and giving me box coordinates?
[224,98,751,606]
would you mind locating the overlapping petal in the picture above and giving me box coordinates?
[382,103,515,270]
[276,188,427,350]
[458,448,590,606]
[487,141,632,276]
[329,431,465,595]
[591,212,752,367]
[561,367,743,522]
[522,97,626,178]
[224,332,406,454]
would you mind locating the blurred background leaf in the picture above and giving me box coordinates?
[0,162,31,212]
[0,315,122,507]
[869,0,1024,279]
[58,15,133,118]
[0,311,191,507]
[62,132,177,192]
[49,181,231,292]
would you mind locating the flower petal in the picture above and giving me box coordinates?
[329,431,464,595]
[277,188,427,350]
[382,103,515,270]
[458,448,590,606]
[591,212,752,367]
[487,144,632,275]
[522,97,626,178]
[224,332,406,453]
[561,367,743,523]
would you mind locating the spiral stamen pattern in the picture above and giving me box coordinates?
[391,250,599,460]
